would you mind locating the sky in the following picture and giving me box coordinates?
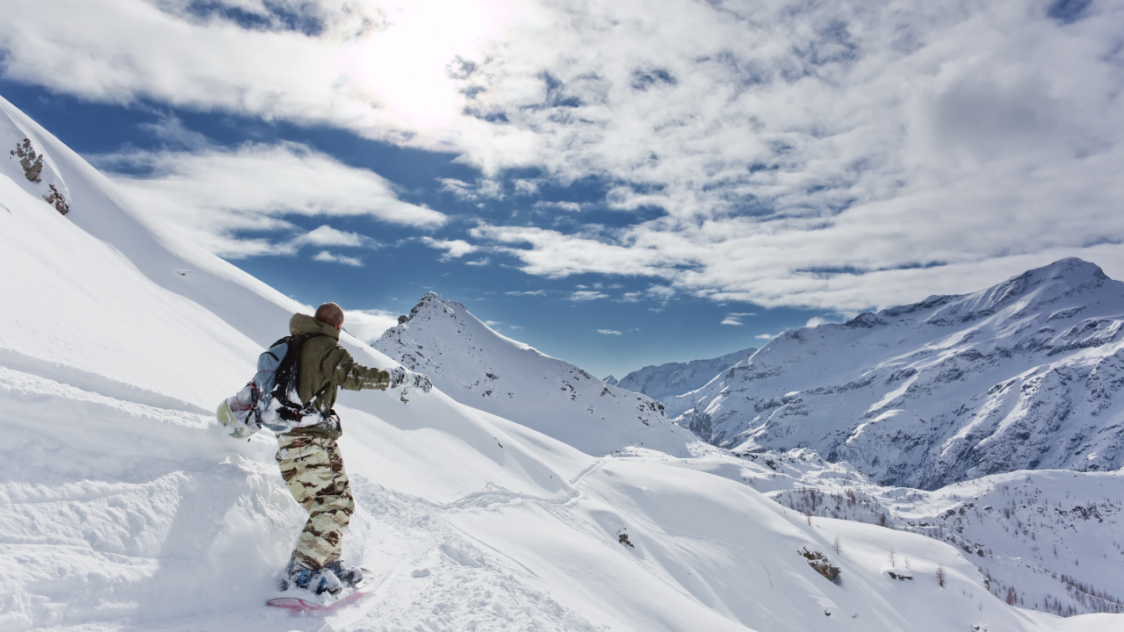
[1,0,1122,379]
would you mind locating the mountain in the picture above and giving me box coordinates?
[614,347,757,417]
[373,292,693,456]
[684,258,1124,490]
[9,95,1104,631]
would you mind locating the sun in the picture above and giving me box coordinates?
[335,0,521,133]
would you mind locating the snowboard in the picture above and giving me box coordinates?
[267,568,374,615]
[266,588,369,614]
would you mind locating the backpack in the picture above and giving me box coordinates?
[216,333,328,439]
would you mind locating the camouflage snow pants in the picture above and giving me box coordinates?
[276,433,355,570]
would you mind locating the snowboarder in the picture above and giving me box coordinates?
[275,302,431,595]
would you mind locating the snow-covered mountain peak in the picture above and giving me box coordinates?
[377,293,695,456]
[912,258,1117,327]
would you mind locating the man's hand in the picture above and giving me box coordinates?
[388,367,433,393]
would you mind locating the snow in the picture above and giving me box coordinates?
[0,96,1119,631]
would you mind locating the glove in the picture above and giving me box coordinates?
[388,367,433,393]
[412,372,433,393]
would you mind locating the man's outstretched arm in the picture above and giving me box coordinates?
[331,350,391,391]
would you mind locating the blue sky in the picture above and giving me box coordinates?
[0,78,817,377]
[2,0,1122,378]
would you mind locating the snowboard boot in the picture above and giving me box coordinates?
[324,560,365,588]
[281,558,343,595]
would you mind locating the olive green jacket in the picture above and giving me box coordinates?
[285,313,390,439]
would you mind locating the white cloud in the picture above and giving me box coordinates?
[294,225,377,248]
[755,333,780,341]
[465,258,491,266]
[533,200,581,213]
[619,292,642,303]
[571,290,608,302]
[421,237,477,260]
[439,177,504,201]
[805,317,833,328]
[721,312,756,326]
[646,285,675,303]
[97,142,443,258]
[513,179,541,196]
[342,308,399,343]
[313,251,364,266]
[597,329,622,335]
[0,0,517,149]
[505,289,546,296]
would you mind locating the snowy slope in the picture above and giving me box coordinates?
[613,347,757,417]
[374,292,694,456]
[684,258,1124,489]
[0,96,1119,632]
[681,448,1123,617]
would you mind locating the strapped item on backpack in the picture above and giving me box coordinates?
[216,333,329,439]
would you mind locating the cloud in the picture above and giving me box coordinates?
[8,1,1124,312]
[0,0,512,149]
[721,312,756,326]
[571,290,608,302]
[805,316,834,328]
[465,258,491,266]
[313,251,363,266]
[342,307,398,343]
[755,332,781,341]
[646,285,675,303]
[533,200,581,213]
[97,141,444,258]
[513,179,541,195]
[138,113,209,149]
[505,289,546,296]
[456,2,1124,312]
[597,329,622,335]
[294,225,378,248]
[421,237,477,260]
[439,177,504,201]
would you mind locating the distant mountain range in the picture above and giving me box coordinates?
[679,258,1124,489]
[603,347,756,418]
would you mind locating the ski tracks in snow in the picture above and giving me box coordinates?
[339,478,602,632]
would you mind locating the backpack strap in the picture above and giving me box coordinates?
[272,333,331,421]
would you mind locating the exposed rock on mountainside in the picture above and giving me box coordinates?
[7,137,69,214]
[614,347,756,417]
[375,292,694,456]
[685,258,1124,489]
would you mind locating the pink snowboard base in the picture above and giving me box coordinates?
[267,589,369,615]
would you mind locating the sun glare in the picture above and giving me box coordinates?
[337,0,516,132]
